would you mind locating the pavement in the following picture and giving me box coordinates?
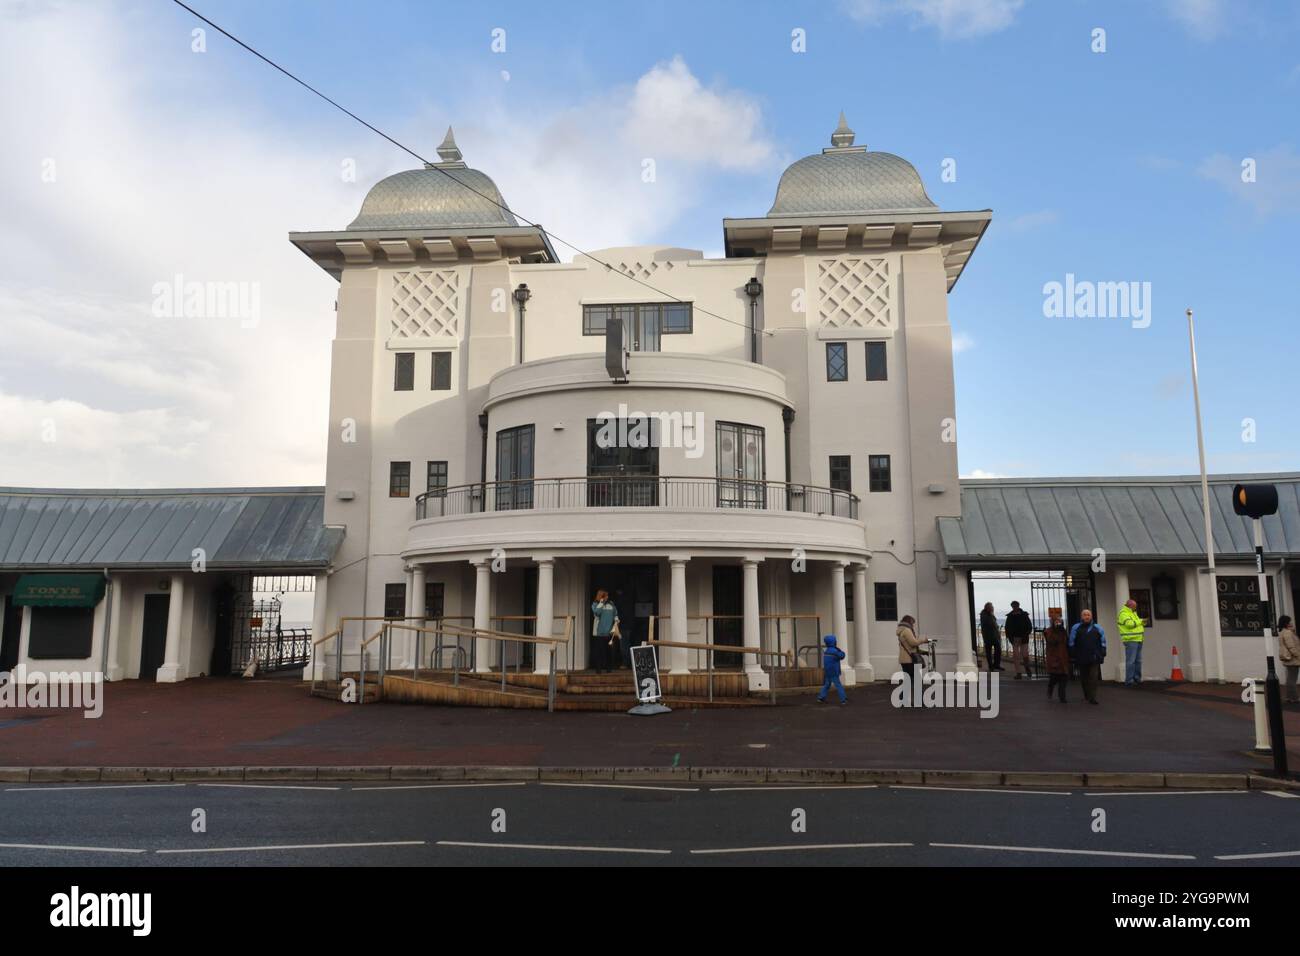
[1,673,1298,774]
[0,779,1295,867]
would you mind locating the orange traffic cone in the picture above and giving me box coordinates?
[1169,645,1185,682]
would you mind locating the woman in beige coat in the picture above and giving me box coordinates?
[1278,615,1299,703]
[897,615,926,680]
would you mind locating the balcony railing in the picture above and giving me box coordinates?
[415,476,859,520]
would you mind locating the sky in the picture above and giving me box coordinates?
[1,0,1298,490]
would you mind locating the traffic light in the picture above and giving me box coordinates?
[1232,483,1278,519]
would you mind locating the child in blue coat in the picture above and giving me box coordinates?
[817,634,848,705]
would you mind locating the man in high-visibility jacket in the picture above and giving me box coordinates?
[1117,598,1146,686]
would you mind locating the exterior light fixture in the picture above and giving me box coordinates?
[744,277,763,363]
[513,283,531,364]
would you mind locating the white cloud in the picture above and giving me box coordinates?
[843,0,1026,39]
[1003,209,1058,233]
[1198,145,1300,216]
[961,469,1006,479]
[951,332,975,354]
[1163,0,1228,41]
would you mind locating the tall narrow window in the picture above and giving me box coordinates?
[389,461,411,498]
[394,352,414,391]
[431,352,451,390]
[874,583,898,622]
[845,581,855,623]
[423,581,445,619]
[426,460,448,496]
[869,454,892,492]
[829,455,852,493]
[384,583,406,620]
[825,342,848,381]
[495,425,535,510]
[717,421,766,509]
[865,341,888,381]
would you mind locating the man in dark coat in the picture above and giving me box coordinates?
[1068,609,1107,705]
[1005,601,1034,679]
[979,602,1002,672]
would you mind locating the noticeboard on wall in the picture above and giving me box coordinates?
[1218,574,1275,636]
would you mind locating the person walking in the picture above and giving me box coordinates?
[1005,601,1033,679]
[979,602,1002,672]
[1278,615,1299,704]
[1117,598,1146,686]
[589,589,620,674]
[1069,609,1107,705]
[1043,614,1070,703]
[816,634,848,705]
[897,614,928,706]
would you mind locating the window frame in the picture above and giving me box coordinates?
[389,461,411,498]
[825,342,848,382]
[828,455,852,493]
[581,302,694,346]
[868,454,892,493]
[394,352,415,391]
[425,460,448,497]
[383,583,406,620]
[874,582,898,622]
[865,341,888,382]
[431,351,452,391]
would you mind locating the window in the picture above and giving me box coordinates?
[826,342,848,381]
[389,461,411,498]
[845,580,855,623]
[587,417,659,506]
[869,454,892,492]
[431,352,451,390]
[423,581,445,620]
[874,582,898,622]
[829,455,852,493]
[495,425,535,510]
[866,341,888,381]
[394,352,414,391]
[384,583,406,620]
[27,606,95,659]
[716,422,766,509]
[426,461,447,497]
[582,302,693,349]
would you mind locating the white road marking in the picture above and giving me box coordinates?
[540,782,699,793]
[352,782,529,791]
[437,840,670,855]
[195,783,340,791]
[0,842,146,854]
[1083,790,1250,797]
[4,783,186,793]
[891,785,1069,796]
[708,784,879,792]
[691,842,911,855]
[1262,790,1300,799]
[156,840,425,855]
[932,842,1196,860]
[1214,849,1300,860]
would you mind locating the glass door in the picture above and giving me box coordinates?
[716,422,766,509]
[587,417,659,506]
[495,425,534,510]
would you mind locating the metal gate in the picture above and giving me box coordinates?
[229,595,311,674]
[1029,573,1095,676]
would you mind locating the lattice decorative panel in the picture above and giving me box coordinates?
[617,259,677,281]
[817,257,894,330]
[391,270,461,338]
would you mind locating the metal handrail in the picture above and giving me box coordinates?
[415,475,859,520]
[646,637,792,704]
[308,628,341,695]
[355,627,385,704]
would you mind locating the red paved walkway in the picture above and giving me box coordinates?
[0,675,1296,773]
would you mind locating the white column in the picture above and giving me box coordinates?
[155,574,186,683]
[306,571,329,680]
[1181,565,1206,682]
[1200,568,1225,681]
[409,563,426,670]
[105,575,125,682]
[829,561,856,685]
[1110,568,1130,682]
[742,558,766,690]
[669,557,690,675]
[472,560,491,673]
[852,562,874,681]
[954,567,976,675]
[532,557,555,675]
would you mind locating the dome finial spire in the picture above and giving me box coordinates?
[434,126,463,165]
[830,111,856,149]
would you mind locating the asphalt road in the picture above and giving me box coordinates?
[0,780,1296,867]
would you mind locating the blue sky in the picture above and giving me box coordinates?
[1,0,1297,486]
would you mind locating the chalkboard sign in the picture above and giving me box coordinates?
[630,644,663,703]
[1218,574,1275,636]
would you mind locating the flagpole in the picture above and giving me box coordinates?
[1187,307,1223,681]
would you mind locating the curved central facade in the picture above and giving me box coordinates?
[293,119,993,687]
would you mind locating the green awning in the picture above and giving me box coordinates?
[11,574,106,608]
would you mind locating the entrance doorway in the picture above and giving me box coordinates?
[587,563,658,669]
[139,593,170,681]
[1,597,22,672]
[712,565,743,668]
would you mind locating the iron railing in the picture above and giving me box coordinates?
[416,476,859,520]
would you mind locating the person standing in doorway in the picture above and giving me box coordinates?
[979,602,1002,672]
[1277,615,1299,704]
[590,589,620,674]
[1005,601,1033,679]
[1117,598,1146,686]
[1043,614,1070,703]
[816,634,848,705]
[1069,609,1107,705]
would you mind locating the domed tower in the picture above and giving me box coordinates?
[723,115,992,678]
